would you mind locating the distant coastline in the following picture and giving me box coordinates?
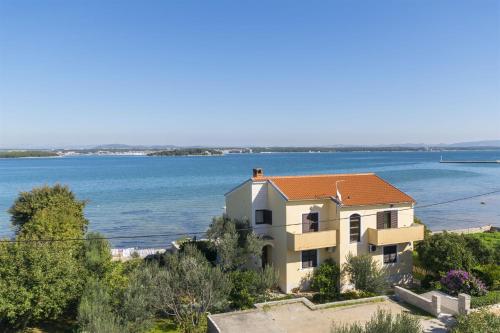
[1,146,500,158]
[147,148,223,157]
[0,151,59,158]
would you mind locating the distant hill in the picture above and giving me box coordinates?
[446,140,500,148]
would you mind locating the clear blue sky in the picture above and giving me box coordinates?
[0,0,499,147]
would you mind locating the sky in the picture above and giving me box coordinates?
[0,0,499,148]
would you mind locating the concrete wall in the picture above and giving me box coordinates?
[226,179,418,293]
[266,184,288,292]
[225,180,252,222]
[284,199,336,292]
[394,286,441,317]
[338,204,415,286]
[395,287,471,317]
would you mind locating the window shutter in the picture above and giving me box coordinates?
[390,210,398,228]
[302,214,311,233]
[376,211,384,229]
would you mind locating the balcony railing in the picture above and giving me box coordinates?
[287,230,337,251]
[367,224,424,246]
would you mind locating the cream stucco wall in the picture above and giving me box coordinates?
[225,180,252,222]
[266,184,288,291]
[337,203,415,288]
[226,179,417,293]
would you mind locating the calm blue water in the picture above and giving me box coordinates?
[1,151,499,247]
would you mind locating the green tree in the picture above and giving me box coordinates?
[0,185,90,329]
[343,254,388,294]
[82,232,113,279]
[9,184,88,239]
[332,309,422,333]
[206,216,263,271]
[0,241,84,329]
[78,278,123,333]
[148,244,231,332]
[416,232,476,276]
[311,259,341,302]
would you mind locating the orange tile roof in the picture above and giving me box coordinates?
[253,173,415,206]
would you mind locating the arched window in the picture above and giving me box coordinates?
[350,214,361,242]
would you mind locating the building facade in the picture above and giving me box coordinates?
[225,168,424,293]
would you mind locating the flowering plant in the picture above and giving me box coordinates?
[440,270,487,296]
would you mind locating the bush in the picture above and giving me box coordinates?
[452,310,500,333]
[337,290,376,301]
[471,290,500,308]
[440,270,487,296]
[78,279,123,333]
[416,233,476,276]
[343,254,388,294]
[420,274,436,289]
[310,259,341,302]
[229,265,279,309]
[472,264,500,290]
[331,309,422,333]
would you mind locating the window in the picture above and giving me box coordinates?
[302,212,319,233]
[377,210,398,229]
[383,211,391,229]
[383,245,397,264]
[255,209,272,225]
[301,249,318,268]
[350,214,361,242]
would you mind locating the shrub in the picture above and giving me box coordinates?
[472,264,500,290]
[78,279,123,333]
[343,254,388,294]
[463,234,497,265]
[420,274,436,289]
[331,309,422,333]
[147,245,231,332]
[471,290,500,308]
[452,310,500,333]
[440,270,487,296]
[416,232,476,276]
[310,259,341,302]
[229,265,279,309]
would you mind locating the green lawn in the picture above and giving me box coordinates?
[468,231,500,249]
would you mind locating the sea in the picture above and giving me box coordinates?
[1,150,499,247]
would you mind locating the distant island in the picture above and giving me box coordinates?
[147,148,223,156]
[0,150,59,158]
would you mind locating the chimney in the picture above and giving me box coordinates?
[253,168,264,178]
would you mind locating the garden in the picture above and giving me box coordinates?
[413,229,499,308]
[0,186,280,333]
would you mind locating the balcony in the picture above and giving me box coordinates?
[367,224,424,246]
[287,230,337,251]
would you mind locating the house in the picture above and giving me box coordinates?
[225,168,424,293]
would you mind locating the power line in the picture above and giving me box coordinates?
[1,188,499,244]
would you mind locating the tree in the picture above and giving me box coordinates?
[416,232,476,276]
[343,254,388,294]
[8,184,88,238]
[311,259,341,302]
[331,309,422,333]
[77,278,123,333]
[82,232,113,279]
[148,244,231,332]
[0,241,84,329]
[0,185,90,329]
[206,216,263,271]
